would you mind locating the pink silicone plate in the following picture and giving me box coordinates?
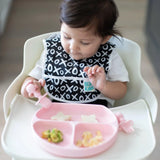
[32,103,119,158]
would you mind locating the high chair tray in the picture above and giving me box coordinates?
[1,95,155,160]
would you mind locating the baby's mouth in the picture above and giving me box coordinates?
[70,54,83,61]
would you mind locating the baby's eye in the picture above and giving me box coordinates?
[64,35,71,40]
[81,41,90,45]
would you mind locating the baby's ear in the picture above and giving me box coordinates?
[101,35,112,44]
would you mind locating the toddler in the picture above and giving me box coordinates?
[21,0,129,107]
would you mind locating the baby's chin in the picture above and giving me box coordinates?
[69,54,84,61]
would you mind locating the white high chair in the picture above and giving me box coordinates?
[1,32,158,160]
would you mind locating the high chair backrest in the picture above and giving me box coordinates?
[3,32,158,123]
[114,38,158,122]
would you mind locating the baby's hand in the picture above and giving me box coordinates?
[21,78,45,98]
[83,65,106,91]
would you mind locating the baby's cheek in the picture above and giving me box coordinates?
[62,45,69,54]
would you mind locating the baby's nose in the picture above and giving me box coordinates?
[70,41,79,53]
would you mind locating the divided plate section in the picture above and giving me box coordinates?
[33,120,73,147]
[74,123,117,146]
[34,103,117,124]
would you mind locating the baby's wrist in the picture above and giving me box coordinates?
[98,80,109,95]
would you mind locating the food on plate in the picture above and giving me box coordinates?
[51,112,71,121]
[76,131,103,147]
[42,128,63,143]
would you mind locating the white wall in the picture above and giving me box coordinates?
[0,0,12,35]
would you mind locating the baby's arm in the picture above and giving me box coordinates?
[21,77,45,98]
[84,65,127,100]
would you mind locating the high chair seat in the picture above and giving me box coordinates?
[1,32,158,160]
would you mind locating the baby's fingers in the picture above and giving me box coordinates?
[91,65,100,74]
[88,65,104,75]
[83,66,90,73]
[96,66,104,73]
[84,65,99,74]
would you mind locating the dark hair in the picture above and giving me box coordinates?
[60,0,121,37]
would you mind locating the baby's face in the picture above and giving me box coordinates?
[61,23,106,60]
